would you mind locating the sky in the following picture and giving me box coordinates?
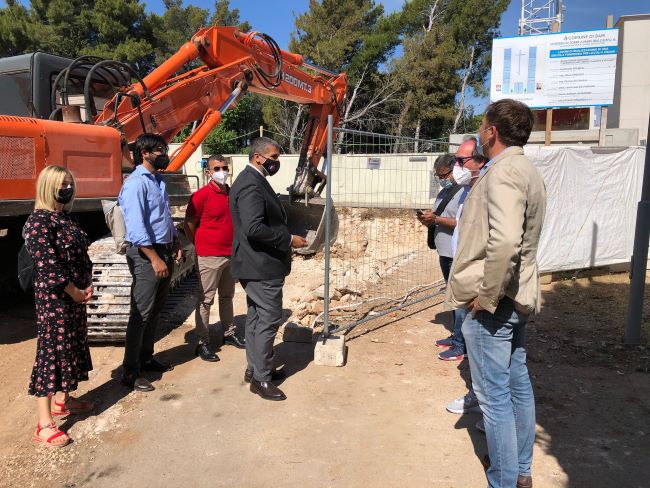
[4,0,649,110]
[139,0,650,48]
[140,0,649,111]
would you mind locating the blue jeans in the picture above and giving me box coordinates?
[462,297,535,488]
[452,307,466,350]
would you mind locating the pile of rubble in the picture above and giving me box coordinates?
[286,206,434,329]
[288,284,363,328]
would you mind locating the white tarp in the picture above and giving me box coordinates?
[525,145,646,272]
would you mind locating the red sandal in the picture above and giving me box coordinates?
[33,422,70,448]
[51,398,95,417]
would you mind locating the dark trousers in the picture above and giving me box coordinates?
[439,255,466,349]
[239,277,284,382]
[123,244,173,375]
[439,255,454,283]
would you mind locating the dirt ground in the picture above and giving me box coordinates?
[0,264,649,487]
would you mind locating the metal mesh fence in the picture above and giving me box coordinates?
[321,123,453,336]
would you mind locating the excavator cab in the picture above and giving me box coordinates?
[0,52,130,119]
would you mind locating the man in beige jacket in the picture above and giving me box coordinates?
[448,99,546,488]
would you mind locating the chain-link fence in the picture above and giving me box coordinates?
[320,120,454,336]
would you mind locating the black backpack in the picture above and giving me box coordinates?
[17,243,34,292]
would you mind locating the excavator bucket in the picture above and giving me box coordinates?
[279,195,338,255]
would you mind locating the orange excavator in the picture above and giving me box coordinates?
[0,26,347,339]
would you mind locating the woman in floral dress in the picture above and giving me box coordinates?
[23,165,95,447]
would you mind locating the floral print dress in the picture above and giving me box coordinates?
[23,209,93,397]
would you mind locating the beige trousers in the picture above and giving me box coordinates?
[195,256,236,344]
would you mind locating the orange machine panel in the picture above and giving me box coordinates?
[0,116,122,200]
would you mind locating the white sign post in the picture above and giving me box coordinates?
[490,29,619,108]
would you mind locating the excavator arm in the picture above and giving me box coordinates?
[93,26,347,200]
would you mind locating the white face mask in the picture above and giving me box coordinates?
[452,164,472,186]
[211,170,228,184]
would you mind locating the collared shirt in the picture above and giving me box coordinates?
[118,164,177,246]
[186,182,233,257]
[451,187,470,256]
[247,162,267,177]
[480,146,518,175]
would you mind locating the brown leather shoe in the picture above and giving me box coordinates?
[517,475,533,488]
[250,379,286,401]
[479,455,532,487]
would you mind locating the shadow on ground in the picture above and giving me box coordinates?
[0,294,36,344]
[454,274,650,488]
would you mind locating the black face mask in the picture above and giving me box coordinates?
[152,154,170,170]
[262,157,280,176]
[55,187,74,204]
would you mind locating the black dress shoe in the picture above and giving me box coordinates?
[244,368,286,383]
[121,375,155,392]
[223,335,246,349]
[141,358,174,372]
[250,379,286,401]
[196,343,220,362]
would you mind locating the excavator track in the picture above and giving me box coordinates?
[86,228,196,343]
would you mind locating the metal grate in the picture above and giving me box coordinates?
[0,136,35,179]
[320,120,452,336]
[0,115,39,124]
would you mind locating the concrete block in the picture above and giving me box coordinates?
[283,322,313,343]
[314,334,346,367]
[609,262,630,273]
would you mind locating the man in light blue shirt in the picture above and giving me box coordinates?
[118,133,179,392]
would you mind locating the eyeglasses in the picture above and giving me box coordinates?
[211,165,229,172]
[455,156,472,167]
[258,153,280,160]
[436,170,452,179]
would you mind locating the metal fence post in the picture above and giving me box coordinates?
[624,115,650,345]
[323,114,333,339]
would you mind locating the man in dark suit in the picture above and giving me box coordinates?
[230,137,307,401]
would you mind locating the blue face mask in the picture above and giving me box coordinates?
[439,178,453,189]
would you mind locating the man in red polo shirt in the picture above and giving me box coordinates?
[184,154,244,362]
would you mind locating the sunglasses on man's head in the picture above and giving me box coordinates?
[211,165,229,172]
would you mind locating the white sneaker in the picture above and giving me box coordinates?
[446,390,482,414]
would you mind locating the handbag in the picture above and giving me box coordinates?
[427,184,462,250]
[17,243,34,292]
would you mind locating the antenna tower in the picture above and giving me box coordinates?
[518,0,565,35]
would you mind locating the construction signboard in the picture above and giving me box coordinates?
[490,29,619,108]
